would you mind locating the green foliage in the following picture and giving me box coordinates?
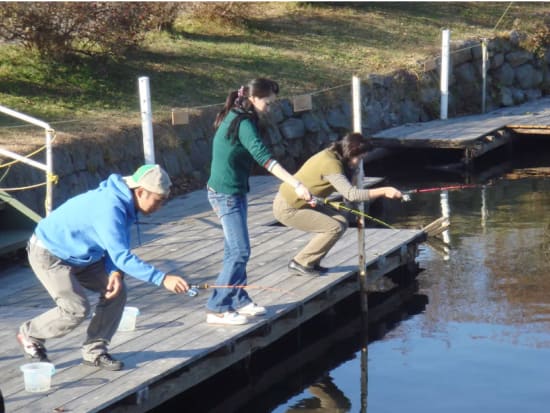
[0,2,549,126]
[525,17,550,59]
[0,2,181,61]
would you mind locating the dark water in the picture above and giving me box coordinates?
[256,145,550,412]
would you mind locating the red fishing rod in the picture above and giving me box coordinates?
[401,182,492,201]
[401,182,492,202]
[403,183,481,195]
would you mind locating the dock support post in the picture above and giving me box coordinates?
[139,76,155,165]
[440,29,450,120]
[352,76,368,313]
[360,345,368,412]
[350,75,370,413]
[481,39,488,114]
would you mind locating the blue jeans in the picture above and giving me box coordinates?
[207,190,252,313]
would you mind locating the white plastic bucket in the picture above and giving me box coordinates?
[118,306,140,331]
[20,362,55,392]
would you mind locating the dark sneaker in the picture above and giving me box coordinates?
[16,332,50,362]
[82,353,124,371]
[288,259,321,276]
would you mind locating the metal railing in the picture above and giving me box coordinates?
[0,105,55,215]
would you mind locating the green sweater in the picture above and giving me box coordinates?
[208,110,273,194]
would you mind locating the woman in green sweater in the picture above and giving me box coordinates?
[273,133,402,276]
[207,78,312,325]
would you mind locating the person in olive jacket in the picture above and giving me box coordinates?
[274,133,402,276]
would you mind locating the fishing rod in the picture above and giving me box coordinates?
[402,183,488,196]
[186,283,298,297]
[311,196,397,229]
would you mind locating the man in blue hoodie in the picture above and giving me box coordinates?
[16,164,190,371]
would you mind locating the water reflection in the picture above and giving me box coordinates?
[263,286,428,413]
[284,376,352,412]
[399,177,550,332]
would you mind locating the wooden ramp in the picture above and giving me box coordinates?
[371,96,550,163]
[0,191,41,256]
[0,176,425,413]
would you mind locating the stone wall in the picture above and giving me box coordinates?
[3,31,549,215]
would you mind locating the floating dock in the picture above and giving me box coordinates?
[371,97,550,164]
[0,175,425,413]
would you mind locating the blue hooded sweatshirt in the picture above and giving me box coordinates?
[34,174,166,285]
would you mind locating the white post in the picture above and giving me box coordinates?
[481,39,488,114]
[352,76,362,134]
[45,129,54,215]
[440,29,450,120]
[139,76,155,164]
[352,76,367,313]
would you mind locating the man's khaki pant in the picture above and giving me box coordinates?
[20,236,127,361]
[273,193,348,268]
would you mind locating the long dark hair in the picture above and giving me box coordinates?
[214,78,279,143]
[328,132,373,178]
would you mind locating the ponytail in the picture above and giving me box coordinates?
[214,78,279,130]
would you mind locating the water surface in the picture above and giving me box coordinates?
[267,159,550,412]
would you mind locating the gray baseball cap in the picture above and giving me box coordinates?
[123,164,171,196]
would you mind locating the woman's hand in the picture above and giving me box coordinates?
[294,182,312,201]
[383,187,402,199]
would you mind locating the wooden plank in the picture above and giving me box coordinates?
[371,96,550,149]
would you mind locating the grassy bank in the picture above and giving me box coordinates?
[0,2,548,130]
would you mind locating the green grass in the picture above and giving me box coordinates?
[0,2,549,128]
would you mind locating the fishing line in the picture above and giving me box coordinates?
[188,283,298,297]
[311,196,397,229]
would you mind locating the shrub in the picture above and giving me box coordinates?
[179,2,253,26]
[527,17,550,59]
[0,2,182,61]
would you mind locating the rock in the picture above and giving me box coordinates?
[515,64,543,89]
[279,118,305,140]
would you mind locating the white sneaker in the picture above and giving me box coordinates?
[206,311,248,325]
[238,302,267,316]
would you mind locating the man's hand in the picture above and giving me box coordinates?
[162,275,190,294]
[105,271,124,299]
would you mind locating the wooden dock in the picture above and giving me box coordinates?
[0,175,425,413]
[371,96,550,164]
